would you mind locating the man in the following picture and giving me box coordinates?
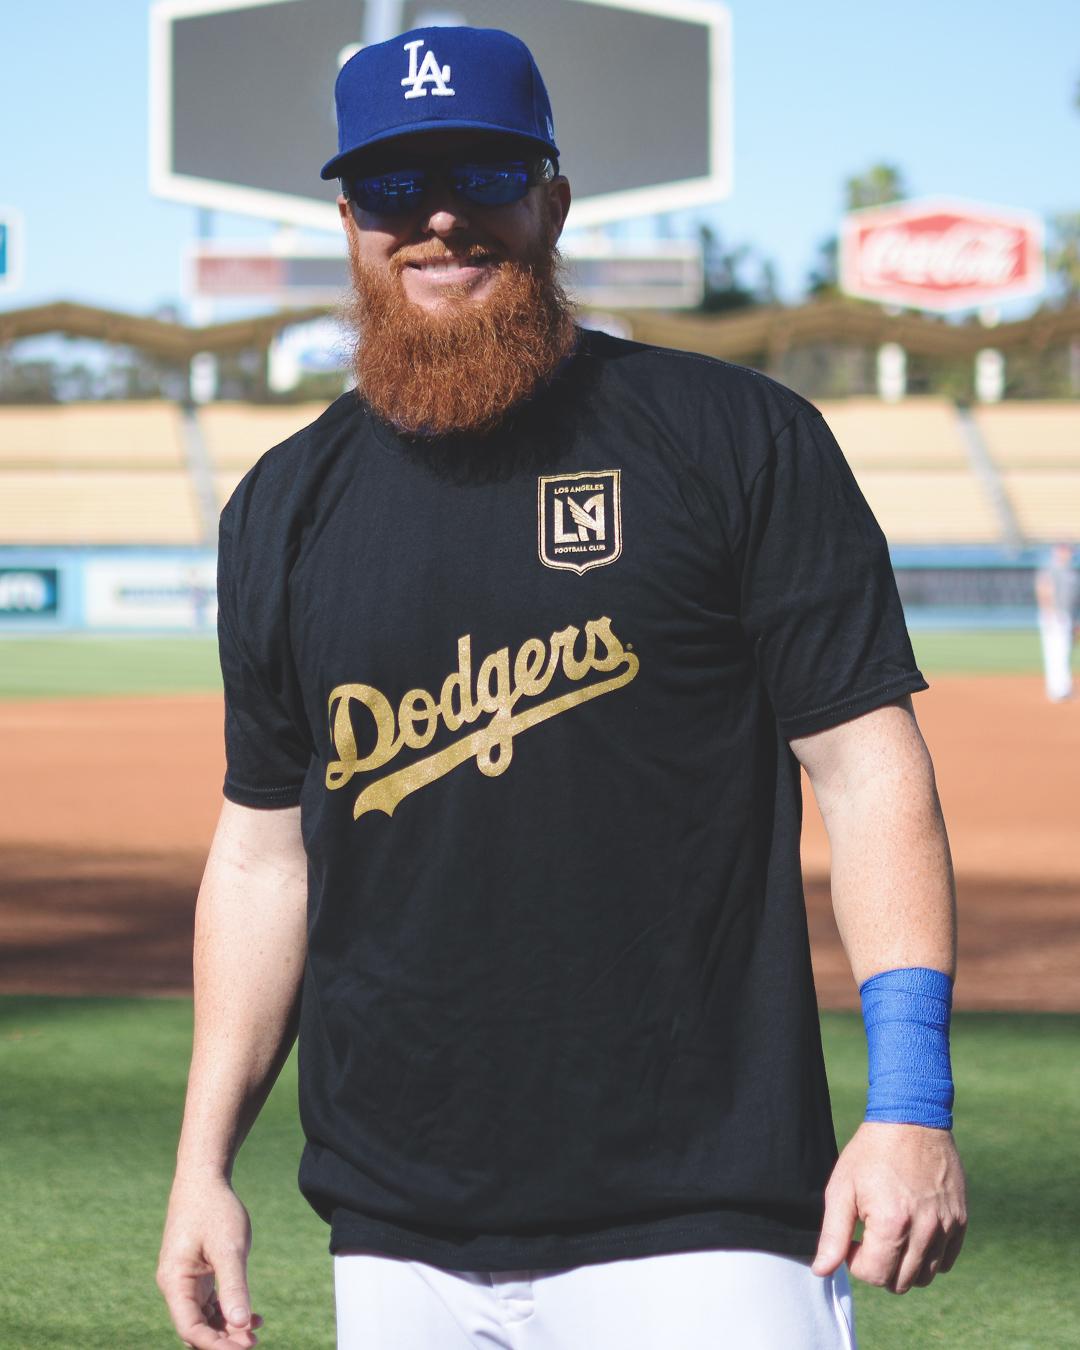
[158,26,966,1350]
[1035,543,1078,701]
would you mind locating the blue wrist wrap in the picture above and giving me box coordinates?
[860,967,954,1130]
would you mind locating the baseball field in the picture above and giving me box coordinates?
[0,632,1077,1349]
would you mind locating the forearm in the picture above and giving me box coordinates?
[176,800,308,1183]
[795,697,956,983]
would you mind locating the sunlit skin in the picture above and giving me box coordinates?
[336,130,571,315]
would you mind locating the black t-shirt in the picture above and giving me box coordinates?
[218,331,926,1271]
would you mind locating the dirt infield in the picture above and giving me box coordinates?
[0,680,1077,1008]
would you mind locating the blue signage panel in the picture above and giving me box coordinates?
[0,209,22,292]
[0,568,59,617]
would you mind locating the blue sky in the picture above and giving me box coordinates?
[2,0,1079,318]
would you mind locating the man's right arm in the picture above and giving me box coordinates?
[157,800,308,1350]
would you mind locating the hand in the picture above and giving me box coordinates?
[812,1121,967,1293]
[157,1176,265,1348]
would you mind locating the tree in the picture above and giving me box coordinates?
[806,237,839,296]
[804,164,909,299]
[697,223,757,313]
[844,163,908,212]
[1048,213,1080,305]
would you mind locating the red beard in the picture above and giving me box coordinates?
[344,228,577,439]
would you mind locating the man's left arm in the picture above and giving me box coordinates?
[790,696,968,1294]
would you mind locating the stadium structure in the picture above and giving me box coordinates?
[1,298,1079,633]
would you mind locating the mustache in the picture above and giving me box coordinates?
[344,226,576,439]
[390,240,508,274]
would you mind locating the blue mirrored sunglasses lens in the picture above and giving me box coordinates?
[352,169,426,214]
[451,163,530,207]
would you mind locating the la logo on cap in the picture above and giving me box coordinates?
[402,39,455,99]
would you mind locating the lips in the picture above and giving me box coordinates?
[404,252,498,273]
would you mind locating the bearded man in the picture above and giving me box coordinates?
[158,25,966,1350]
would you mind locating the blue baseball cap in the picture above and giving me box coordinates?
[321,26,559,180]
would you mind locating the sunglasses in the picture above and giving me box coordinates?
[344,154,557,215]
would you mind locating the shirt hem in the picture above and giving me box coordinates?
[327,1208,821,1272]
[223,780,303,809]
[778,672,929,741]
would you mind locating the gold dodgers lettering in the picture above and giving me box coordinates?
[325,616,639,819]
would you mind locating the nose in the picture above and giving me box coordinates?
[420,171,470,238]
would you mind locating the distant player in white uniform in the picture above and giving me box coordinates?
[1036,544,1078,701]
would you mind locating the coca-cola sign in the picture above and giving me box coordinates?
[840,197,1044,311]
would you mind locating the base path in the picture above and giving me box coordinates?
[0,680,1077,1007]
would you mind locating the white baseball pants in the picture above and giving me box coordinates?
[1039,610,1074,700]
[334,1247,857,1350]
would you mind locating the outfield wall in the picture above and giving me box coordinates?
[0,544,1049,634]
[0,547,217,633]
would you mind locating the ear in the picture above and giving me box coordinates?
[338,195,354,233]
[546,177,572,242]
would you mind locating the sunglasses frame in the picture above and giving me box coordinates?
[341,150,558,216]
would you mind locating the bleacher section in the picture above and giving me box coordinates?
[818,398,995,543]
[0,403,199,545]
[816,398,970,470]
[0,401,329,546]
[198,403,330,510]
[974,404,1080,543]
[0,397,1077,548]
[0,403,186,468]
[817,398,1001,545]
[0,472,202,545]
[818,398,1080,545]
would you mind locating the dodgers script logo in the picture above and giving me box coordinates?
[325,616,638,819]
[538,471,622,575]
[401,38,455,98]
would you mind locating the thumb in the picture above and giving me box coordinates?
[813,1174,858,1276]
[215,1250,252,1329]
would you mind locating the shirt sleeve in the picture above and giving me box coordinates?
[738,405,927,740]
[217,498,312,809]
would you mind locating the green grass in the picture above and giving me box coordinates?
[1,1000,1077,1349]
[824,1011,1080,1349]
[0,998,332,1350]
[908,628,1047,674]
[0,638,222,699]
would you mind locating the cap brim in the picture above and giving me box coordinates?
[321,120,560,179]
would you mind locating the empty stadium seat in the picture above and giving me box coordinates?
[972,405,1080,541]
[852,470,1001,544]
[0,472,202,545]
[816,398,969,469]
[0,402,186,467]
[973,404,1080,468]
[998,473,1080,542]
[1,397,1076,548]
[197,404,331,471]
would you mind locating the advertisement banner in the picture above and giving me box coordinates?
[83,558,217,630]
[0,568,59,618]
[840,197,1045,312]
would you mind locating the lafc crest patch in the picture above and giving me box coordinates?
[538,471,622,575]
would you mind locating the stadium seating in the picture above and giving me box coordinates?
[197,403,329,514]
[0,396,1078,547]
[817,398,998,544]
[0,401,328,546]
[973,404,1080,543]
[816,398,969,470]
[0,402,186,467]
[0,471,202,545]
